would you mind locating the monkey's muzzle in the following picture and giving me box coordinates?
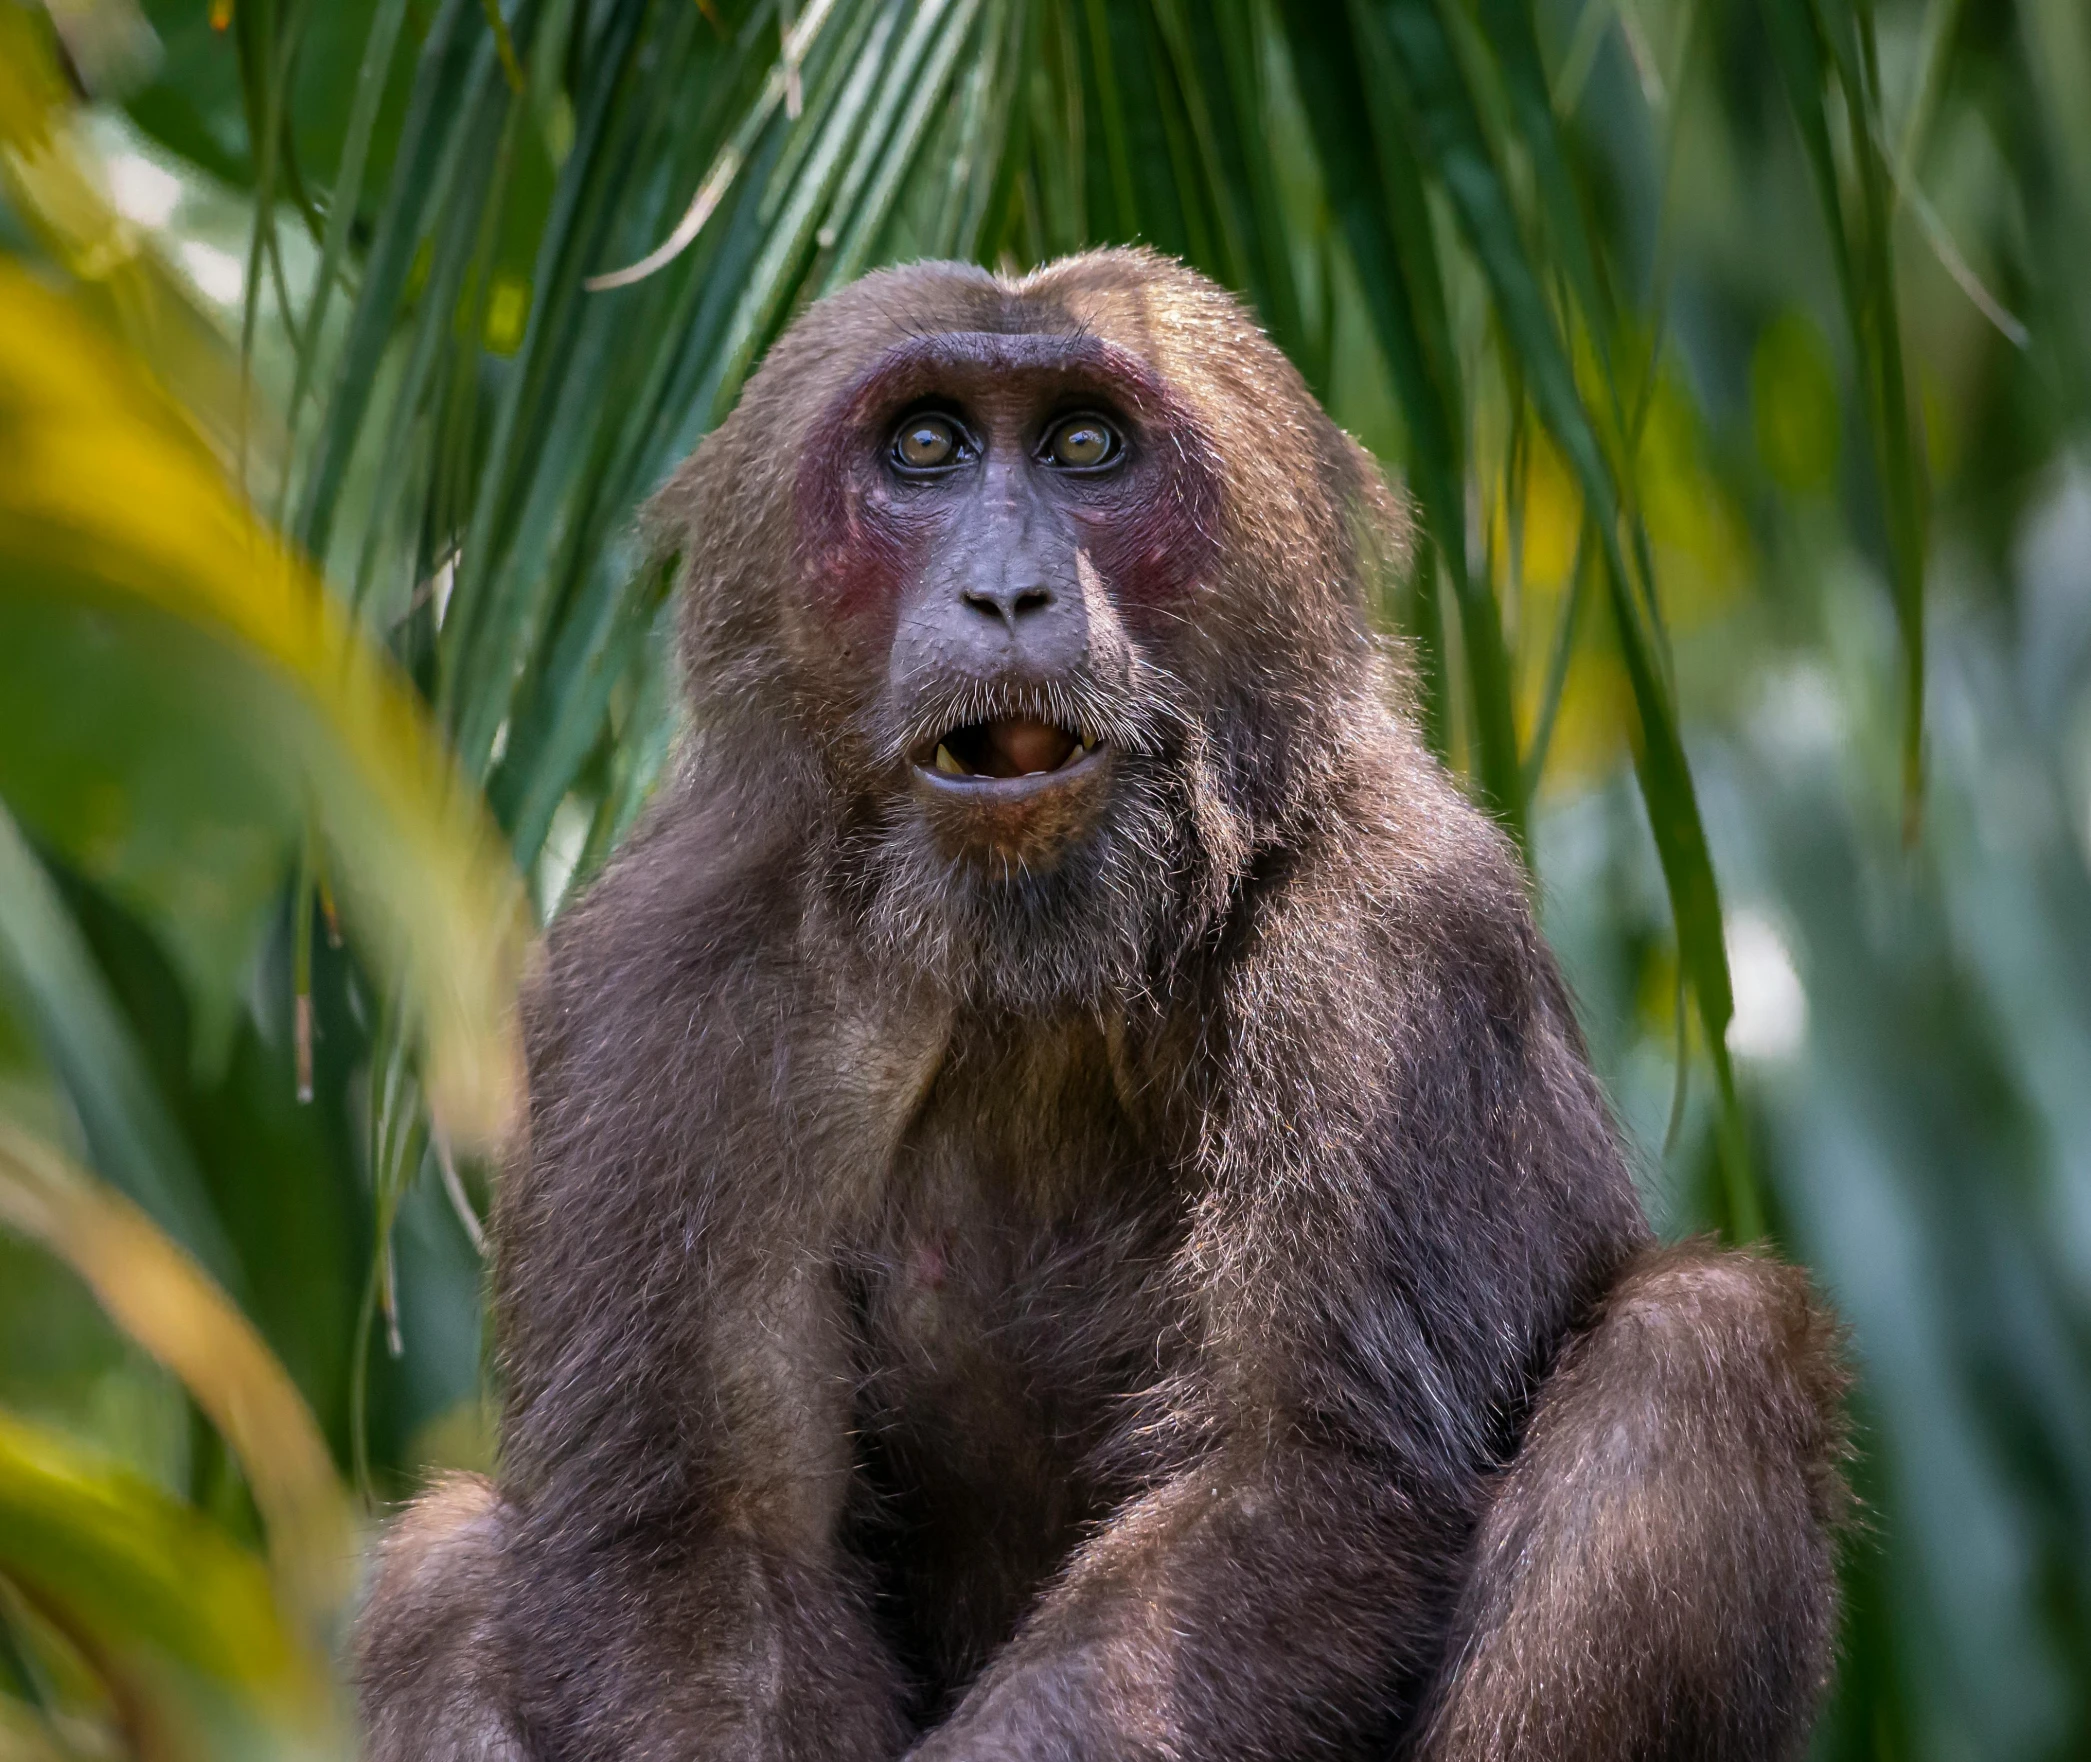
[908,713,1112,867]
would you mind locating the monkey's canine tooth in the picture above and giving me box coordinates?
[934,743,965,776]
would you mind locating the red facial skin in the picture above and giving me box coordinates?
[792,331,1222,651]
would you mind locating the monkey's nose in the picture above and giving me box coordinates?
[962,582,1054,633]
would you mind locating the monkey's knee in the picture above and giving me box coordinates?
[1417,1244,1851,1761]
[357,1474,527,1762]
[1595,1242,1851,1526]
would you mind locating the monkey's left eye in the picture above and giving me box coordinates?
[1041,415,1122,471]
[892,414,964,471]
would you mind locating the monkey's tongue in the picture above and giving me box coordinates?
[985,719,1076,776]
[940,718,1080,778]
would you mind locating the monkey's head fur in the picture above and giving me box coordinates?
[651,248,1414,1013]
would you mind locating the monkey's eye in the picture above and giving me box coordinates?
[891,414,964,472]
[1041,414,1122,471]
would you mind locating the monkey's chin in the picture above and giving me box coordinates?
[910,743,1113,872]
[858,748,1205,1014]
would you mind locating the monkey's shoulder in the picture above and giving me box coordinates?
[1227,772,1550,1028]
[537,787,800,997]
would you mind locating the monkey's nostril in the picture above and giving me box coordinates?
[961,586,1053,620]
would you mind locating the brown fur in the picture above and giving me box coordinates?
[356,250,1849,1762]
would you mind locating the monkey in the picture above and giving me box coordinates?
[356,248,1850,1762]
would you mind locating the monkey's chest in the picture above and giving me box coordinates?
[850,1183,1182,1465]
[841,1103,1187,1699]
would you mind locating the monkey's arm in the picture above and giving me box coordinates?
[908,1437,1467,1762]
[492,1240,904,1762]
[360,1132,904,1762]
[367,823,908,1762]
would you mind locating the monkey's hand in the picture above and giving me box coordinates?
[906,1445,1460,1762]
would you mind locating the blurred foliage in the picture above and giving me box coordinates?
[0,0,2087,1757]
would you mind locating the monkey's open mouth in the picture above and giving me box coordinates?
[914,717,1101,785]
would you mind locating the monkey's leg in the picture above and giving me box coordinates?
[357,1476,526,1762]
[1411,1242,1850,1762]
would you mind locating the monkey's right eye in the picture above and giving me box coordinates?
[891,415,964,472]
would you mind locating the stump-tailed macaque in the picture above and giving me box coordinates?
[358,250,1849,1762]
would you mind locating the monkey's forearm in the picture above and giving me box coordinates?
[910,1452,1459,1762]
[359,1481,907,1762]
[499,1530,907,1762]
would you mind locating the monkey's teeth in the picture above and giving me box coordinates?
[934,743,965,776]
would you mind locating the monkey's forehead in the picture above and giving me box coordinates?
[824,330,1180,426]
[764,251,1274,414]
[852,249,1226,333]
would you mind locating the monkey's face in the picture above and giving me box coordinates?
[665,254,1385,1005]
[795,329,1218,885]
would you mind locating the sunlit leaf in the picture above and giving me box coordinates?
[0,263,526,1151]
[0,1409,308,1705]
[0,805,239,1291]
[0,1122,353,1631]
